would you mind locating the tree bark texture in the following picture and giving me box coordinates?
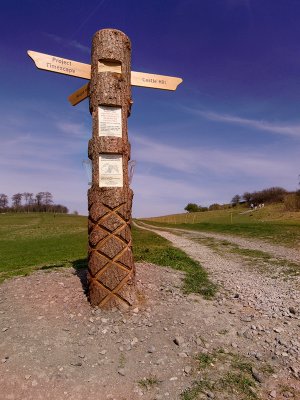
[88,29,136,309]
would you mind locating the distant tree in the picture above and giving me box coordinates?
[242,192,252,204]
[260,187,287,203]
[12,193,22,208]
[53,204,68,214]
[35,192,43,207]
[209,203,221,211]
[231,194,241,206]
[23,192,34,212]
[2,190,68,214]
[23,192,33,205]
[184,203,199,213]
[198,206,208,212]
[44,191,53,206]
[0,194,8,210]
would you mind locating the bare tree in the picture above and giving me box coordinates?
[231,194,241,206]
[35,192,43,207]
[242,192,252,204]
[23,192,33,205]
[44,192,53,206]
[12,193,22,209]
[0,194,8,210]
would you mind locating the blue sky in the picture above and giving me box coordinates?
[0,0,299,217]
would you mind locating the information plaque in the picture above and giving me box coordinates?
[99,106,122,137]
[99,154,123,187]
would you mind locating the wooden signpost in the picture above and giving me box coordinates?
[28,29,182,309]
[28,50,182,105]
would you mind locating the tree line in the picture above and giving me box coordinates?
[0,192,68,213]
[184,202,231,213]
[185,186,300,213]
[231,186,300,211]
[231,186,288,206]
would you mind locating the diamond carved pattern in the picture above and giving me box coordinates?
[89,227,109,247]
[88,192,135,308]
[89,251,109,276]
[101,213,125,232]
[99,236,126,260]
[99,263,128,291]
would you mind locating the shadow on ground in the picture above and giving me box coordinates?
[72,258,88,295]
[40,258,89,295]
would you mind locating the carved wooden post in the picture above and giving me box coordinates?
[88,29,136,309]
[28,30,182,310]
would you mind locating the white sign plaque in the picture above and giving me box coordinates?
[99,106,122,137]
[99,154,123,187]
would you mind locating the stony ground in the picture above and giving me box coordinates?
[0,224,299,400]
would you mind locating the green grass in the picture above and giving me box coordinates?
[221,372,257,399]
[195,352,215,369]
[182,350,261,400]
[140,203,300,248]
[138,376,160,389]
[0,213,88,282]
[0,213,217,299]
[181,379,214,400]
[132,225,217,299]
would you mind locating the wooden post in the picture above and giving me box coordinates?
[27,29,182,310]
[87,29,136,309]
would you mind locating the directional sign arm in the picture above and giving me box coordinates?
[27,50,91,79]
[68,70,183,105]
[131,71,182,90]
[68,83,89,106]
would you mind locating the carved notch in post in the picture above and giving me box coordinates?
[88,29,136,309]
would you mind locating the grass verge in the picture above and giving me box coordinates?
[132,225,217,299]
[139,204,300,248]
[181,350,264,400]
[191,236,300,277]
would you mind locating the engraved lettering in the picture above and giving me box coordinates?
[46,63,75,74]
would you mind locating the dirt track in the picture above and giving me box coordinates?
[0,224,299,399]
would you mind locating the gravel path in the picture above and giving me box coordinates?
[137,222,300,264]
[1,223,300,399]
[136,222,300,312]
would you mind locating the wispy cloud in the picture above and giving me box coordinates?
[0,132,88,214]
[56,121,87,137]
[130,134,298,216]
[132,173,213,217]
[132,135,296,180]
[44,33,90,54]
[189,109,300,138]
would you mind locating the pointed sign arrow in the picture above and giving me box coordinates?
[27,50,91,79]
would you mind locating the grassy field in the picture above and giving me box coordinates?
[0,213,216,298]
[0,213,88,282]
[140,203,300,248]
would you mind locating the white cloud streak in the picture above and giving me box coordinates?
[129,134,299,216]
[132,135,295,180]
[189,109,300,138]
[44,33,90,54]
[56,121,87,137]
[132,173,212,217]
